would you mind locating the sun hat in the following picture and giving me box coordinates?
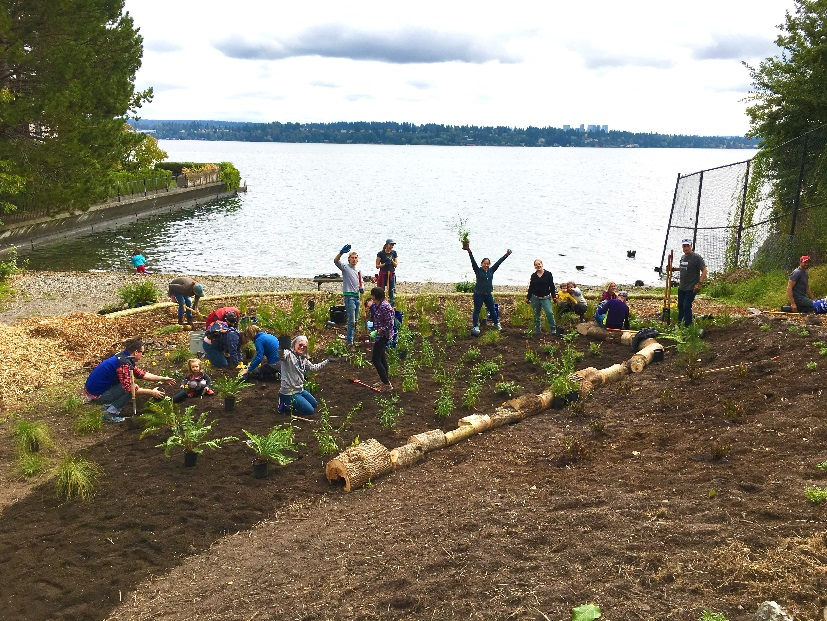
[385,238,396,245]
[800,255,812,263]
[681,238,692,245]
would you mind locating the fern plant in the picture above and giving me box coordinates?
[156,405,237,456]
[242,424,302,465]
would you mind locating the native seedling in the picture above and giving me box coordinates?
[453,216,471,248]
[156,324,184,335]
[18,453,44,477]
[242,424,302,466]
[156,405,237,458]
[54,455,102,501]
[495,380,522,397]
[401,363,419,392]
[454,281,474,293]
[213,376,253,404]
[349,349,370,368]
[572,603,601,621]
[13,420,53,454]
[805,485,827,504]
[735,363,749,378]
[480,329,500,345]
[443,301,466,333]
[325,339,349,357]
[525,346,540,365]
[722,400,742,420]
[462,380,483,409]
[588,342,602,356]
[563,437,589,463]
[167,346,190,364]
[417,314,433,337]
[710,442,732,461]
[759,323,771,332]
[117,280,160,309]
[816,461,827,471]
[376,394,403,429]
[588,418,605,436]
[419,339,435,367]
[473,358,501,381]
[699,611,728,621]
[435,385,455,419]
[807,361,818,371]
[61,394,85,416]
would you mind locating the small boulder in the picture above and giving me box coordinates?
[754,601,793,621]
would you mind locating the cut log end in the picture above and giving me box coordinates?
[324,439,393,492]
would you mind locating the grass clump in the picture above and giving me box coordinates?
[73,410,103,435]
[54,455,102,501]
[13,420,53,454]
[18,453,45,477]
[117,280,160,309]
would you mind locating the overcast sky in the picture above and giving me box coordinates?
[123,0,795,136]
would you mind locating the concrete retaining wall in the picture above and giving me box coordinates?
[0,183,235,252]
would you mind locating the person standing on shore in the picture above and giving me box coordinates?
[787,255,815,313]
[525,259,557,336]
[131,249,148,274]
[677,238,707,327]
[168,276,204,326]
[376,239,398,306]
[467,245,511,336]
[83,337,175,422]
[334,244,364,345]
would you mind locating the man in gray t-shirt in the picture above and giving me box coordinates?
[787,255,814,312]
[334,245,364,344]
[677,238,707,327]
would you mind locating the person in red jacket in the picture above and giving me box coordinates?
[204,306,241,330]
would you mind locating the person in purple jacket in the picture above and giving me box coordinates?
[369,287,396,391]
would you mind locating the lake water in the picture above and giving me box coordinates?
[22,141,753,286]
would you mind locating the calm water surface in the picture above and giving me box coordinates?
[23,142,753,286]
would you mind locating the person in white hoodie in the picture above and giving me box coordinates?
[334,244,364,345]
[278,336,330,415]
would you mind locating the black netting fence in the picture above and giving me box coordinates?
[660,124,827,277]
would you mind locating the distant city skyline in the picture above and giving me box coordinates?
[124,0,796,136]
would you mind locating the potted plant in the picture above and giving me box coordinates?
[212,375,253,411]
[156,404,237,467]
[241,424,303,478]
[550,374,580,409]
[454,217,471,250]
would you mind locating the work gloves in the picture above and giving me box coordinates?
[340,244,351,254]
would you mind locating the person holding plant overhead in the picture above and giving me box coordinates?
[466,245,511,336]
[334,244,364,345]
[376,239,398,306]
[278,336,331,416]
[168,276,204,326]
[84,337,175,422]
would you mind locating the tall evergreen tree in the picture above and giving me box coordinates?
[0,0,151,215]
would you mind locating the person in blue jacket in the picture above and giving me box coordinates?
[241,325,281,380]
[466,245,511,335]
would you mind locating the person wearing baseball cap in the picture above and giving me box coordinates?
[376,239,398,306]
[168,276,204,327]
[677,238,707,327]
[787,255,815,313]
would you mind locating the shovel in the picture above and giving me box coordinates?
[129,367,137,417]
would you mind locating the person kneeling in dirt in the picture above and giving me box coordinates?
[786,255,815,313]
[84,337,175,422]
[557,281,588,322]
[594,291,630,330]
[241,325,281,380]
[278,336,331,415]
[172,358,214,403]
[201,311,243,369]
[204,306,241,330]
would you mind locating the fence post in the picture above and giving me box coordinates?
[660,173,682,276]
[117,181,121,202]
[789,134,809,238]
[692,170,704,247]
[144,178,147,197]
[733,159,751,269]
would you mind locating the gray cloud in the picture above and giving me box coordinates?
[310,81,340,88]
[692,35,779,61]
[143,38,182,53]
[214,25,520,64]
[407,80,434,90]
[344,93,373,102]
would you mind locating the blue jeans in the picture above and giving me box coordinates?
[97,383,131,414]
[530,296,556,333]
[677,289,698,327]
[472,292,497,327]
[172,292,192,321]
[279,390,318,416]
[344,295,360,344]
[202,339,228,368]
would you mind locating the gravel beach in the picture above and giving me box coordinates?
[0,271,532,324]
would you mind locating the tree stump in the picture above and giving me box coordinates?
[325,439,393,492]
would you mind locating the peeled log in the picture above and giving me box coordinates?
[390,443,424,470]
[407,429,446,453]
[325,439,393,492]
[630,342,664,373]
[444,424,478,446]
[598,362,629,384]
[634,337,658,352]
[576,367,603,386]
[506,393,553,417]
[459,414,493,432]
[490,406,524,427]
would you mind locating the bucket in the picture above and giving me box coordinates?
[189,330,205,354]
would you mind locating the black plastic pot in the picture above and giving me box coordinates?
[462,240,470,250]
[224,396,236,411]
[551,397,565,410]
[565,391,579,405]
[184,451,198,467]
[253,459,268,478]
[653,348,665,363]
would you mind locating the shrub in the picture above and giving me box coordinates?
[54,455,102,500]
[462,381,482,409]
[218,161,241,191]
[168,346,190,364]
[454,281,475,293]
[479,329,500,345]
[699,612,729,621]
[0,247,26,281]
[443,301,466,332]
[473,359,501,381]
[495,381,522,397]
[13,420,53,454]
[376,394,403,429]
[117,280,160,309]
[462,347,481,364]
[435,386,455,419]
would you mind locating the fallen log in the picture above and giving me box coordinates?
[407,429,446,452]
[444,424,478,446]
[325,439,393,492]
[630,342,664,373]
[458,414,493,433]
[390,442,424,470]
[599,362,629,384]
[505,392,553,417]
[575,323,635,345]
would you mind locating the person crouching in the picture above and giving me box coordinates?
[278,336,330,415]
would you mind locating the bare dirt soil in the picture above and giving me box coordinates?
[1,296,826,621]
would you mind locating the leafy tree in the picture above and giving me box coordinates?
[744,0,827,246]
[120,125,168,171]
[0,0,151,214]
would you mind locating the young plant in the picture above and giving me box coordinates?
[348,349,370,368]
[588,342,602,356]
[454,281,475,293]
[462,380,483,409]
[155,324,184,335]
[453,215,470,245]
[417,314,433,337]
[588,417,606,436]
[710,442,732,461]
[325,339,349,357]
[168,346,191,364]
[376,394,403,429]
[759,323,771,331]
[699,612,729,621]
[401,364,419,393]
[435,385,455,419]
[117,280,160,309]
[495,380,522,398]
[73,410,103,435]
[473,358,501,381]
[13,420,53,454]
[54,455,102,501]
[524,346,540,365]
[242,424,302,465]
[443,301,466,332]
[550,373,579,397]
[314,404,340,456]
[61,394,85,416]
[562,437,589,463]
[479,329,500,345]
[18,453,45,477]
[212,375,253,399]
[806,361,818,371]
[419,338,435,367]
[156,405,237,456]
[805,485,827,504]
[816,461,827,471]
[722,400,742,420]
[138,396,177,438]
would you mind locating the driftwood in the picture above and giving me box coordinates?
[325,439,393,492]
[630,342,664,373]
